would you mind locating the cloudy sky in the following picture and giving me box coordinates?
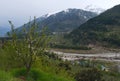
[0,0,120,28]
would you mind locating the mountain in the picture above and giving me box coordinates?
[16,8,97,34]
[0,27,10,37]
[84,5,105,14]
[69,4,120,47]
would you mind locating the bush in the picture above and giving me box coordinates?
[12,68,41,81]
[75,68,104,81]
[58,62,71,71]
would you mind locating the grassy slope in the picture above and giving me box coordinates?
[33,71,74,81]
[0,70,20,81]
[0,70,74,81]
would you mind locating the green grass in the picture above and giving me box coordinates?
[0,69,75,81]
[0,70,21,81]
[35,71,74,81]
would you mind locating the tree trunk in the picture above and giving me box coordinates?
[26,64,31,76]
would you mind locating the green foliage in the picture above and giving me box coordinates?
[33,52,72,77]
[8,17,50,74]
[0,46,23,71]
[75,68,104,81]
[0,70,21,81]
[12,68,41,81]
[11,68,74,81]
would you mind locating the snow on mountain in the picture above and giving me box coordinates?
[16,8,97,33]
[40,8,99,20]
[84,5,105,14]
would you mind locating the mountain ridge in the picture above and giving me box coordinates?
[15,8,97,34]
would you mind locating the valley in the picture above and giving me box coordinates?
[1,2,120,81]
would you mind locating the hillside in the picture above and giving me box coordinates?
[69,4,120,47]
[15,8,97,34]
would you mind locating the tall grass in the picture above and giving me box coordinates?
[11,68,74,81]
[0,70,21,81]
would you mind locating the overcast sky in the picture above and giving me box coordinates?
[0,0,120,28]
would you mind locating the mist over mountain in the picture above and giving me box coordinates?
[84,5,105,14]
[69,4,120,47]
[0,27,10,37]
[15,8,97,34]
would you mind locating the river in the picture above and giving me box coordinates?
[51,50,120,62]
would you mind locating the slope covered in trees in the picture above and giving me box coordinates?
[68,4,120,47]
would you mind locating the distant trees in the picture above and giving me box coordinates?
[8,17,50,75]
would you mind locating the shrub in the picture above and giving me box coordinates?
[12,68,41,81]
[58,62,71,71]
[75,68,104,81]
